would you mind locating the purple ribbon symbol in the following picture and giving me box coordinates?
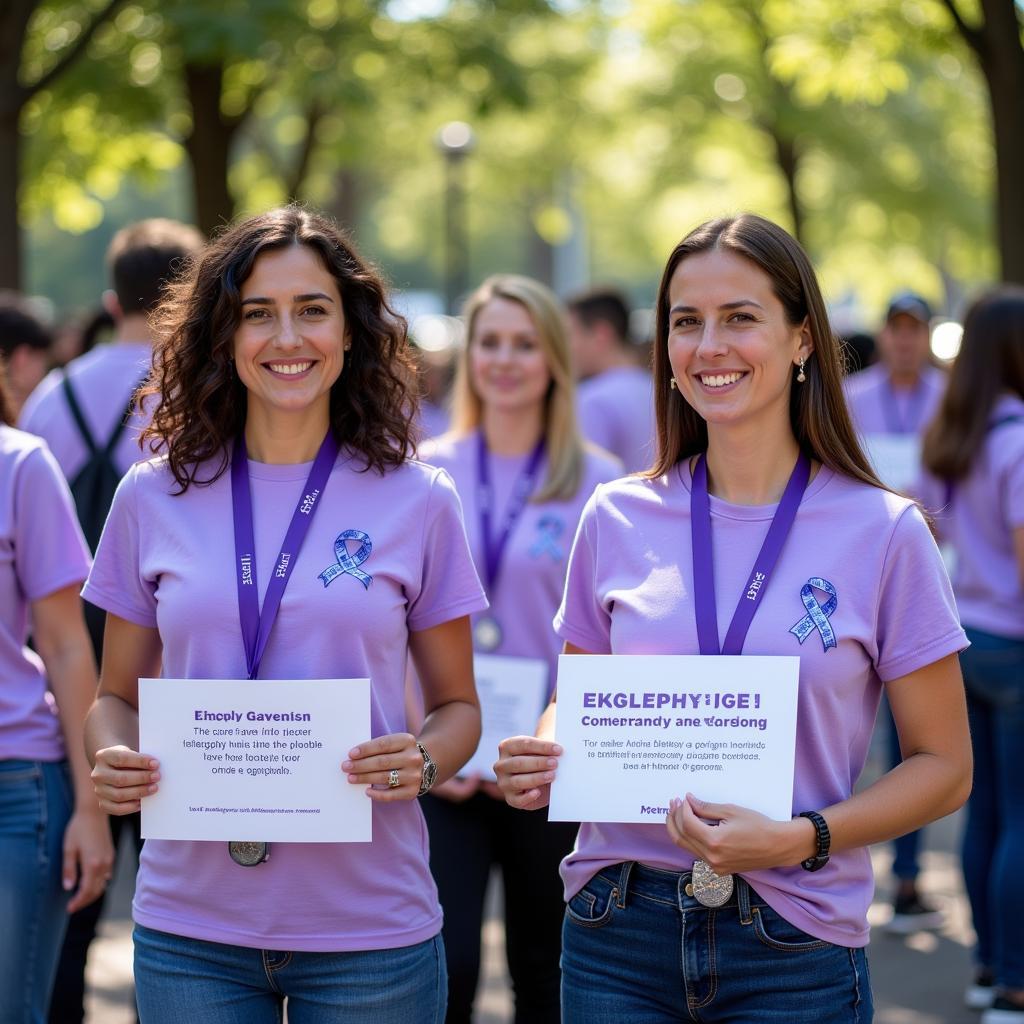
[788,578,837,651]
[529,516,564,561]
[318,530,373,590]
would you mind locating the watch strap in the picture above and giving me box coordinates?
[798,810,831,872]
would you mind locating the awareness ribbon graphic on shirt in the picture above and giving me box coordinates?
[318,530,373,589]
[529,516,564,561]
[788,578,838,651]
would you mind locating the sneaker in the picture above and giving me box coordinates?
[885,891,944,934]
[966,972,996,1010]
[982,997,1024,1022]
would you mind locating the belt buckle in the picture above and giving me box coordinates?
[687,859,734,908]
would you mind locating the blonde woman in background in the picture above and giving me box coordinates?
[419,275,620,1023]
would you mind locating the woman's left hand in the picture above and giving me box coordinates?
[666,794,813,875]
[62,807,116,913]
[343,733,424,803]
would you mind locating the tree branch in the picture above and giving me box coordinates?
[23,0,128,101]
[286,100,325,199]
[937,0,986,59]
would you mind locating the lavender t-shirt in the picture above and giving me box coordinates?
[83,450,487,952]
[577,367,655,473]
[916,394,1024,639]
[0,426,91,761]
[553,462,966,947]
[19,341,152,482]
[843,364,946,438]
[420,434,620,690]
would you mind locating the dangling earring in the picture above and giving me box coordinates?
[796,358,806,383]
[670,377,678,390]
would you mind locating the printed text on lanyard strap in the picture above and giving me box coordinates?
[691,451,811,656]
[231,431,340,678]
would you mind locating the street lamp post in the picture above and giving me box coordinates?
[435,121,475,316]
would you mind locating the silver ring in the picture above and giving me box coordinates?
[388,769,401,789]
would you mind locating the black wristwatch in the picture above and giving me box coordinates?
[797,810,831,872]
[416,742,437,796]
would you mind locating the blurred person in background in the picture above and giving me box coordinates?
[919,287,1024,1023]
[844,291,947,932]
[18,217,204,1024]
[566,287,654,473]
[0,292,53,420]
[410,321,458,442]
[49,307,116,368]
[0,355,114,1024]
[419,275,620,1023]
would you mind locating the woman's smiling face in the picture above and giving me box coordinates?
[667,248,810,430]
[233,244,348,421]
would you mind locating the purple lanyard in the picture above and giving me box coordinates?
[476,432,546,592]
[231,432,339,679]
[691,451,811,656]
[880,377,927,435]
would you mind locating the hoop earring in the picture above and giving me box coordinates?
[670,378,678,390]
[796,358,806,383]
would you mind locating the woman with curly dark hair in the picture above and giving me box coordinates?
[82,207,486,1023]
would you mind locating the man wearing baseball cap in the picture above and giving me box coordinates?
[844,291,949,936]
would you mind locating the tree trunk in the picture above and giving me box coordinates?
[979,0,1024,283]
[0,0,35,289]
[182,63,238,237]
[0,110,22,290]
[771,130,805,249]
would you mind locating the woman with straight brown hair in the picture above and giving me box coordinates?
[919,286,1024,1023]
[495,214,972,1022]
[420,274,619,1023]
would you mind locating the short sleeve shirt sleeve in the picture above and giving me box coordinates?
[406,467,487,632]
[873,504,967,682]
[82,468,158,628]
[553,491,613,653]
[14,444,90,601]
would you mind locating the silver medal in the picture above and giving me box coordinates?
[228,841,269,867]
[689,859,734,908]
[473,616,502,652]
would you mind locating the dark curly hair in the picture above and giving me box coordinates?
[140,206,418,491]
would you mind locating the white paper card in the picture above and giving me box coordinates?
[139,677,372,843]
[460,654,548,781]
[862,434,922,492]
[549,655,799,824]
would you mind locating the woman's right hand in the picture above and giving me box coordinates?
[494,736,562,811]
[91,745,160,815]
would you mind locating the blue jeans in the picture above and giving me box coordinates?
[960,628,1024,988]
[561,862,872,1023]
[133,925,447,1024]
[0,760,73,1024]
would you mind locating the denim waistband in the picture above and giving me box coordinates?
[595,861,770,921]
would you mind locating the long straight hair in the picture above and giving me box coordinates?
[648,214,885,489]
[922,286,1024,481]
[449,274,585,502]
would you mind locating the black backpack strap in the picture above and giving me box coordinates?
[101,373,148,457]
[61,371,98,455]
